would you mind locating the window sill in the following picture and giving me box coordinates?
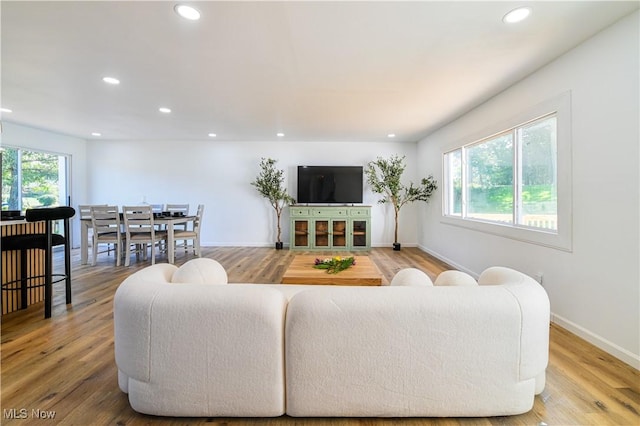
[441,215,572,252]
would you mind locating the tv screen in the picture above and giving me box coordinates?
[297,166,363,204]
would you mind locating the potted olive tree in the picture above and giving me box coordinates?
[365,155,437,250]
[251,157,296,249]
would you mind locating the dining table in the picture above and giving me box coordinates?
[80,214,196,265]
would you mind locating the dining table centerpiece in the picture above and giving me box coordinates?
[313,256,355,274]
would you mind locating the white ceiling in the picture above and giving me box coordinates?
[2,1,638,143]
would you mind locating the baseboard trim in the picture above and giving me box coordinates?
[416,244,480,279]
[371,243,418,248]
[416,244,640,371]
[551,313,640,370]
[201,242,275,247]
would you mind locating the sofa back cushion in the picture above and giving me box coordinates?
[434,270,478,286]
[114,276,286,416]
[285,283,548,417]
[389,268,433,286]
[171,258,228,284]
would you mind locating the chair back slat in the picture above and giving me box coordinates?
[166,204,189,215]
[90,205,121,237]
[122,206,155,240]
[79,204,107,220]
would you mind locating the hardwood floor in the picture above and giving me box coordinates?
[1,247,638,425]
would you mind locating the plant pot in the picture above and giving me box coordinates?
[275,241,284,250]
[393,243,401,251]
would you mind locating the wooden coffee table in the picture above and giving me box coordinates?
[281,255,383,286]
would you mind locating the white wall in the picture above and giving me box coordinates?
[417,12,639,368]
[1,122,89,247]
[86,140,423,247]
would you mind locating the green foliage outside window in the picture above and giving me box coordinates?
[2,147,62,210]
[445,114,557,230]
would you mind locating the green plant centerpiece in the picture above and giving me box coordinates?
[314,256,355,274]
[365,155,438,250]
[251,157,296,249]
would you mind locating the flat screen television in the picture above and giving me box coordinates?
[297,166,363,204]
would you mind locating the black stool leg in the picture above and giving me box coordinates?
[44,221,53,319]
[63,218,72,304]
[20,249,28,310]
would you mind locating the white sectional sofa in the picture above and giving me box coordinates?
[114,259,550,418]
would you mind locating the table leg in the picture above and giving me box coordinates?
[167,222,175,264]
[81,220,89,265]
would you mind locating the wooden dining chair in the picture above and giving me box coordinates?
[79,204,112,260]
[173,204,204,257]
[166,204,190,250]
[90,205,123,266]
[122,206,166,267]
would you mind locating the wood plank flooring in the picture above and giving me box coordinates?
[1,247,638,425]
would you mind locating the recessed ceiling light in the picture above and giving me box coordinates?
[208,133,217,137]
[277,133,285,137]
[159,107,172,113]
[503,7,531,24]
[174,4,201,20]
[387,133,396,138]
[102,76,120,85]
[1,107,12,113]
[91,132,102,137]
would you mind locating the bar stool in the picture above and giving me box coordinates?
[1,206,76,318]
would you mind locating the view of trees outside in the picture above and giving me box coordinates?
[467,132,514,224]
[518,117,557,229]
[444,114,557,231]
[1,147,64,210]
[446,149,462,216]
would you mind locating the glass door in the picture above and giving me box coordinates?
[293,220,309,248]
[314,220,329,248]
[332,220,347,248]
[352,220,368,248]
[2,147,69,210]
[2,147,70,234]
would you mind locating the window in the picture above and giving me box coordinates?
[445,114,557,231]
[441,92,571,251]
[1,147,69,211]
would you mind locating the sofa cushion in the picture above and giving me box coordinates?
[434,270,478,286]
[171,258,228,285]
[285,284,543,417]
[389,268,433,286]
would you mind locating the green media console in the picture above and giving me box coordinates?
[289,205,371,251]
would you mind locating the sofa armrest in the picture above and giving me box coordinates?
[478,267,550,384]
[114,264,177,383]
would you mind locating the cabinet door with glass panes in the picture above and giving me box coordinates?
[290,207,311,249]
[291,219,310,249]
[349,219,369,249]
[312,219,348,250]
[349,208,371,250]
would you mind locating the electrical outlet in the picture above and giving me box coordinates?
[534,272,544,286]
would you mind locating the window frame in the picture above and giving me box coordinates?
[441,91,572,252]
